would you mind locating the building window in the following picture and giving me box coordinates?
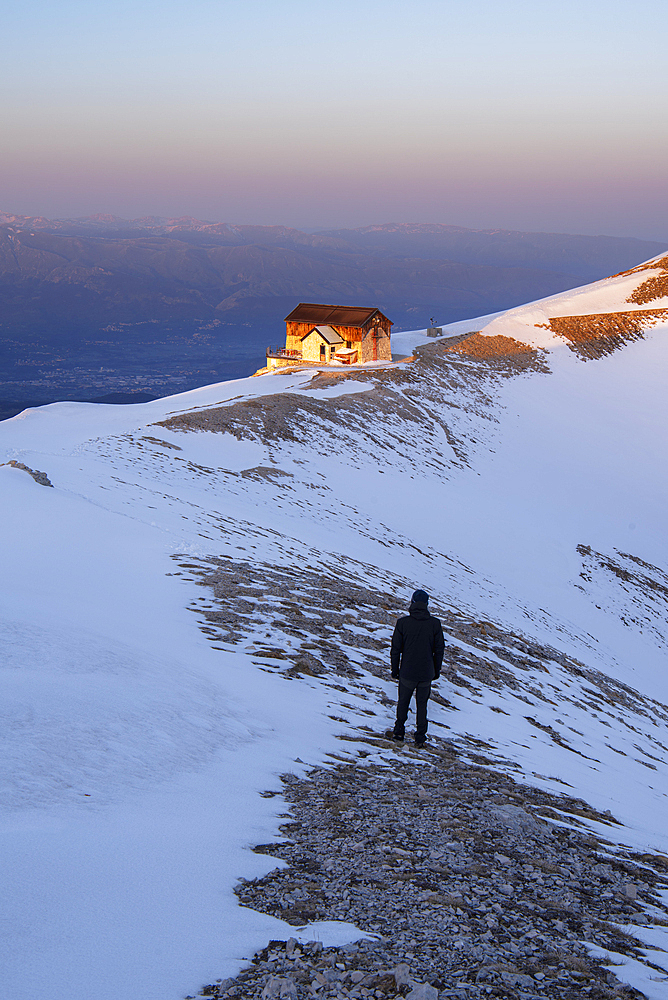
[320,344,326,356]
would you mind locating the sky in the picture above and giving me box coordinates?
[1,0,667,238]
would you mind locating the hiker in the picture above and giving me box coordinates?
[389,589,445,746]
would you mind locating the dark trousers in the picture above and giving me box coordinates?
[394,680,432,740]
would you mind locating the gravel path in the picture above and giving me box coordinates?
[192,735,668,1000]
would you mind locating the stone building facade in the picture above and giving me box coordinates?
[266,303,393,369]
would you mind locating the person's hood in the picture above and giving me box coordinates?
[409,601,430,620]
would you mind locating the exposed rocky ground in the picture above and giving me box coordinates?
[191,738,668,1000]
[542,310,668,361]
[167,545,668,1000]
[151,326,668,1000]
[176,551,668,774]
[1,459,53,486]
[159,339,547,478]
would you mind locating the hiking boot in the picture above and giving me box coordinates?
[385,729,404,742]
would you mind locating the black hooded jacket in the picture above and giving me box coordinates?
[390,601,445,684]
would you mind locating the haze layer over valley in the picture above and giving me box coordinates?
[2,254,668,1000]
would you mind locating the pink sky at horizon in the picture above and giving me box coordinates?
[2,0,667,241]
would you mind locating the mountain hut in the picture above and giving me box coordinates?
[266,303,393,369]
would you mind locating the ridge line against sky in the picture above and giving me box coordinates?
[3,211,668,244]
[2,0,667,240]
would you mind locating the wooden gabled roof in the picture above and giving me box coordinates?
[285,303,392,327]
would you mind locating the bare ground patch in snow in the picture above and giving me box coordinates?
[542,311,668,361]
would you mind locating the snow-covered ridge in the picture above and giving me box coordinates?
[2,260,668,999]
[474,252,668,351]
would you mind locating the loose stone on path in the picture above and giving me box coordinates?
[191,737,667,999]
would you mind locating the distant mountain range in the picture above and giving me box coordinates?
[1,213,665,333]
[0,213,665,418]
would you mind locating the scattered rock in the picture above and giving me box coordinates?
[261,976,297,999]
[394,963,411,986]
[407,984,439,1000]
[5,460,53,487]
[286,937,298,957]
[194,749,661,1000]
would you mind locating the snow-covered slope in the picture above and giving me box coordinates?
[2,257,668,999]
[477,251,668,351]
